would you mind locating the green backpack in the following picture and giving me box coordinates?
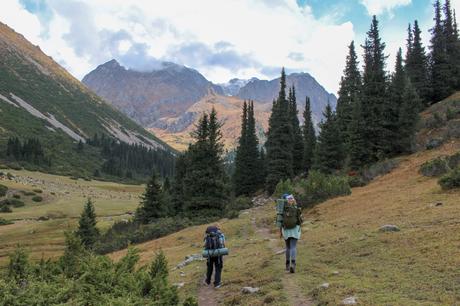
[283,204,299,229]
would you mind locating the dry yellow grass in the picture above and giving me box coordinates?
[107,141,459,305]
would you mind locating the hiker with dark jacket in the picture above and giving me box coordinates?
[204,224,225,288]
[279,194,302,273]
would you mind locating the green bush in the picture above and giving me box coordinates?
[362,159,400,182]
[298,171,351,207]
[0,218,13,225]
[31,196,43,202]
[438,167,460,190]
[347,175,367,188]
[10,199,25,208]
[0,237,191,305]
[0,204,12,213]
[32,189,43,194]
[446,107,457,121]
[273,179,295,198]
[12,194,20,199]
[0,184,8,197]
[420,157,450,177]
[22,191,36,196]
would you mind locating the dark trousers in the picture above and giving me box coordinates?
[206,256,223,286]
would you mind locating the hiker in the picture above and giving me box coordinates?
[278,194,302,273]
[203,224,226,288]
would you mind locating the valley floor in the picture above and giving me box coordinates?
[109,140,460,305]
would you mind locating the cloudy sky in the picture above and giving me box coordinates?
[0,0,458,94]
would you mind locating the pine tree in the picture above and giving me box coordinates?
[135,172,167,223]
[443,0,460,90]
[398,80,421,152]
[406,20,431,104]
[348,93,367,170]
[171,153,187,214]
[430,0,452,101]
[313,104,344,174]
[288,86,304,175]
[388,48,407,154]
[76,198,99,249]
[336,41,361,147]
[302,96,316,173]
[265,68,294,193]
[183,109,228,215]
[246,101,262,192]
[233,101,249,196]
[361,15,390,162]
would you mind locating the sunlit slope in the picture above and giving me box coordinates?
[109,139,459,305]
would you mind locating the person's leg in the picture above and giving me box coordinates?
[206,258,213,285]
[214,257,223,287]
[285,238,291,270]
[289,238,298,273]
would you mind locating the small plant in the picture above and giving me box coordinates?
[0,204,12,213]
[12,194,21,199]
[0,218,13,226]
[0,184,7,197]
[9,199,25,208]
[22,191,36,196]
[438,167,460,190]
[32,196,43,202]
[420,157,450,177]
[33,189,43,194]
[273,179,295,198]
[445,107,456,120]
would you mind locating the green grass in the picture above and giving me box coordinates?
[0,169,144,267]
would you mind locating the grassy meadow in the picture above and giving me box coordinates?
[109,141,460,305]
[0,169,144,266]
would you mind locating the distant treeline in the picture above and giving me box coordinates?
[87,133,175,179]
[5,137,50,166]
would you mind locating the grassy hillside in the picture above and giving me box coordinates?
[107,140,459,305]
[0,169,143,266]
[0,22,174,177]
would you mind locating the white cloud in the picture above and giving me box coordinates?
[360,0,411,16]
[0,0,356,94]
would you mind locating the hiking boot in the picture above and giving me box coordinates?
[214,283,222,289]
[290,261,296,273]
[285,261,290,271]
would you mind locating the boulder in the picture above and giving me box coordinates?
[319,283,329,289]
[241,287,260,294]
[379,224,400,232]
[342,296,357,305]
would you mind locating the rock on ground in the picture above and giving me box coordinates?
[342,296,357,305]
[175,254,204,269]
[241,287,260,294]
[379,224,400,232]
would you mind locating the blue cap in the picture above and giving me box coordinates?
[282,193,290,199]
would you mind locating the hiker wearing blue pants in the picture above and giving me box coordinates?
[279,194,302,273]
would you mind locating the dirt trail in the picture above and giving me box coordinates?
[252,203,314,306]
[198,284,219,306]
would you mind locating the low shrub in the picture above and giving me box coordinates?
[273,179,295,199]
[224,196,253,219]
[298,171,351,207]
[0,218,13,225]
[0,184,7,197]
[438,167,460,190]
[33,189,43,194]
[0,204,12,213]
[420,157,450,177]
[31,196,43,202]
[12,194,20,199]
[362,159,400,182]
[10,199,25,208]
[22,191,36,196]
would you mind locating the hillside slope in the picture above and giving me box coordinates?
[110,140,460,305]
[0,22,174,176]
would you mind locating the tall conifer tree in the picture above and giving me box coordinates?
[337,41,361,147]
[406,20,431,104]
[288,86,304,175]
[348,94,367,170]
[302,96,316,173]
[361,16,390,162]
[430,0,452,101]
[265,68,294,194]
[135,171,167,223]
[313,104,344,174]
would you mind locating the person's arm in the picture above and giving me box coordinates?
[279,227,283,239]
